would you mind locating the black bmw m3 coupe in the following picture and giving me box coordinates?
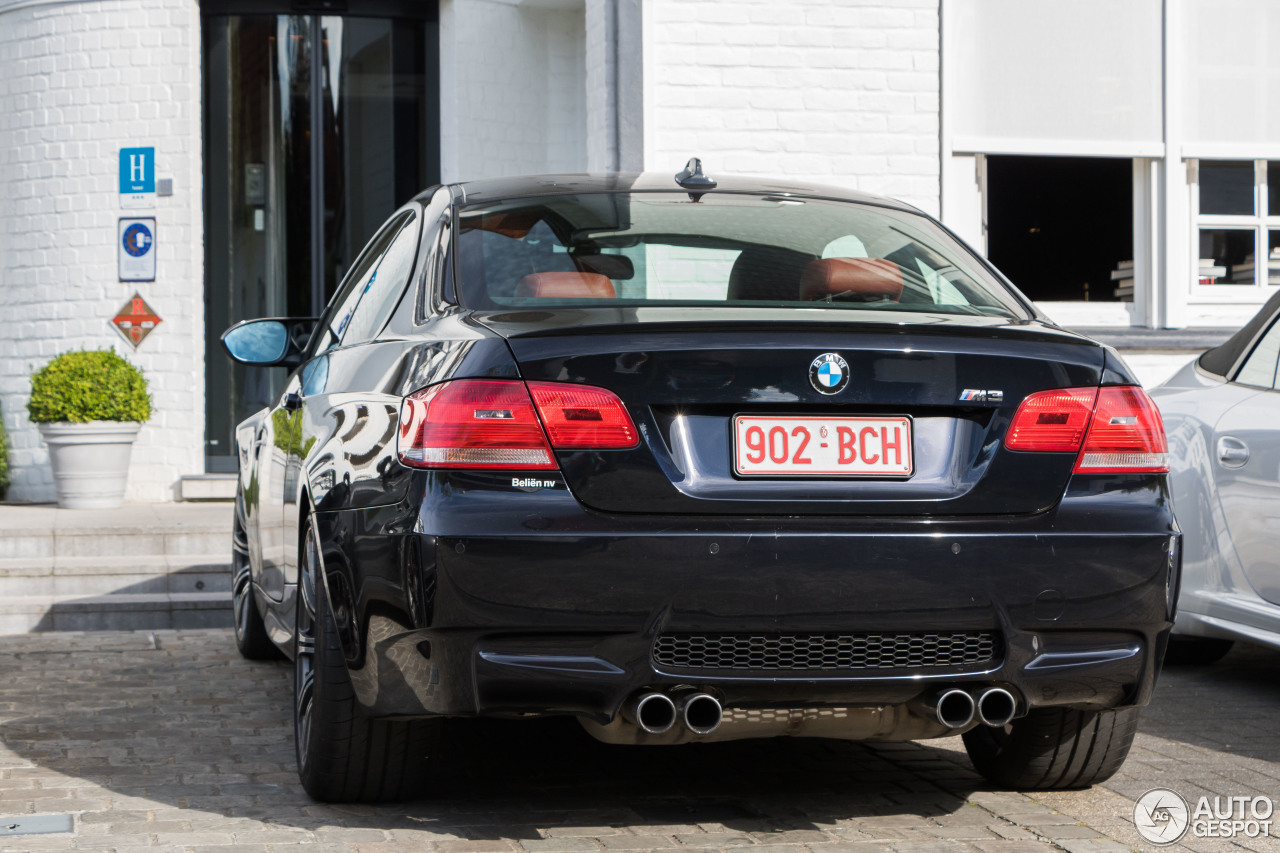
[222,164,1178,802]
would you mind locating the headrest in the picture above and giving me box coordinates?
[574,253,634,281]
[515,272,617,299]
[800,258,903,302]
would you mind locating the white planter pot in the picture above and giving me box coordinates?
[38,421,142,510]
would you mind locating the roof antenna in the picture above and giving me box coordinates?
[674,157,716,201]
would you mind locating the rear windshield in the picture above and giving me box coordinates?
[453,192,1029,319]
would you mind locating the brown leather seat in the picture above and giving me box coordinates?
[515,272,617,299]
[799,258,903,302]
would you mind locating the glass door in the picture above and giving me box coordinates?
[202,8,436,473]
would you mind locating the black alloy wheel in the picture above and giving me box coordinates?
[293,515,440,802]
[232,486,279,660]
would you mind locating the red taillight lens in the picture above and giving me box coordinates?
[1074,386,1168,473]
[397,380,556,469]
[1004,385,1168,473]
[528,382,638,449]
[396,379,640,469]
[1004,387,1098,452]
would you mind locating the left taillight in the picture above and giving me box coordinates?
[397,379,638,469]
[398,379,556,469]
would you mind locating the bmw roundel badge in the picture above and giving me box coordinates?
[809,352,850,395]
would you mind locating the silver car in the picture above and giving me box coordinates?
[1152,293,1280,663]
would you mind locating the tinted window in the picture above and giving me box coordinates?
[1235,320,1280,389]
[339,212,420,345]
[311,212,411,355]
[453,193,1027,319]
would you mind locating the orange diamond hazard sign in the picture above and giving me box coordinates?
[111,293,162,348]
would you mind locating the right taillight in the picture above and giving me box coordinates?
[1004,385,1168,473]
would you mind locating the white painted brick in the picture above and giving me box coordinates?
[440,0,588,182]
[644,0,941,216]
[0,0,205,504]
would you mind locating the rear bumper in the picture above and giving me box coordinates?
[318,479,1179,731]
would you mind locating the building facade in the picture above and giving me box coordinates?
[0,0,1275,502]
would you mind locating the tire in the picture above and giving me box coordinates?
[1163,635,1234,666]
[294,516,441,802]
[962,706,1140,790]
[232,487,280,661]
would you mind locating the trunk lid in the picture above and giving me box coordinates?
[475,307,1105,516]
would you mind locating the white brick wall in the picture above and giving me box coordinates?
[0,0,205,503]
[439,0,589,182]
[641,0,941,216]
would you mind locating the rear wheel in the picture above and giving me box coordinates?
[294,516,441,802]
[962,706,1140,790]
[1163,636,1234,665]
[232,487,279,660]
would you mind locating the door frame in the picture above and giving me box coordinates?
[199,0,439,472]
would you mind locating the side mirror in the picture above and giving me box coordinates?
[221,318,317,368]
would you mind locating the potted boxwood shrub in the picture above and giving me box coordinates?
[27,350,152,509]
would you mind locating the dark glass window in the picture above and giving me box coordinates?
[1200,161,1255,215]
[1270,162,1280,217]
[1199,229,1255,285]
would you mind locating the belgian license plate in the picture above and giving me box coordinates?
[733,415,913,477]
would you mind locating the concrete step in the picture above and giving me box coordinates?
[0,503,236,633]
[179,473,237,501]
[0,554,231,596]
[0,592,231,633]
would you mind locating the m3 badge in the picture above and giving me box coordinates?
[959,389,1004,403]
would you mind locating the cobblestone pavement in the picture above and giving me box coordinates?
[0,629,1277,853]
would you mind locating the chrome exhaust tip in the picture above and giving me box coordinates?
[629,692,677,734]
[976,687,1017,728]
[935,688,976,729]
[680,692,723,735]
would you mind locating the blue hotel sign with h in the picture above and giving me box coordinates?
[119,147,155,209]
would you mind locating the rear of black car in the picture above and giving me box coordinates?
[323,181,1177,799]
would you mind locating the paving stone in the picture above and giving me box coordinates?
[598,835,676,849]
[673,832,756,847]
[0,630,1275,851]
[517,838,601,853]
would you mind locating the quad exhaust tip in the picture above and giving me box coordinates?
[680,692,723,735]
[935,688,976,729]
[631,692,677,734]
[977,687,1017,728]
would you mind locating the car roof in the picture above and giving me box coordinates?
[425,171,922,214]
[1199,290,1280,379]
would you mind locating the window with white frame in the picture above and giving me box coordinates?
[1192,160,1280,291]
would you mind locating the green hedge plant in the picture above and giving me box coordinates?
[27,350,152,424]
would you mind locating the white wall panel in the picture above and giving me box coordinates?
[439,0,587,182]
[948,0,1163,154]
[1180,0,1280,149]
